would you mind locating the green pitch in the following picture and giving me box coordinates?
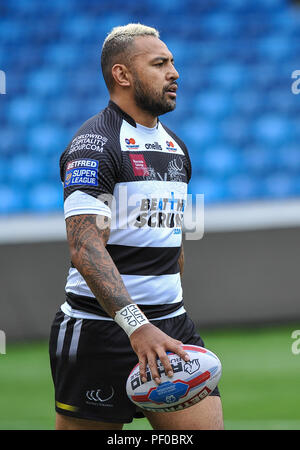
[0,324,299,430]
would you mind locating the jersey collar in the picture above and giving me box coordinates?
[108,100,159,130]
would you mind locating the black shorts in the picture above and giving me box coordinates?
[49,310,220,424]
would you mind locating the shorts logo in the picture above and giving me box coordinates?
[86,387,114,403]
[129,154,149,177]
[64,159,98,187]
[166,141,177,152]
[125,138,139,150]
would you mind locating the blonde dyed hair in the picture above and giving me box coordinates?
[101,23,160,90]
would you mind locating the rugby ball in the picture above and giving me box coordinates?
[126,345,221,412]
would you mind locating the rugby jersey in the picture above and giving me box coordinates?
[59,100,192,321]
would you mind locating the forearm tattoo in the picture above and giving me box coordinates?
[66,214,132,318]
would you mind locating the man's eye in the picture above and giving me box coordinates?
[155,62,164,66]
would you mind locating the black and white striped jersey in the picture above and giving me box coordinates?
[59,100,192,321]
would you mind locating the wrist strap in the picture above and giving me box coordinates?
[114,304,149,337]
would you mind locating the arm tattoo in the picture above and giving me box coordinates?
[178,243,184,279]
[66,214,133,318]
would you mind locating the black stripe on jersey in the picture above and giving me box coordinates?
[106,245,180,276]
[71,244,181,274]
[65,292,184,320]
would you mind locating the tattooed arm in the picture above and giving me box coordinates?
[66,214,189,383]
[66,214,132,317]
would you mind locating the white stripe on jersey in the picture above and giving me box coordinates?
[108,180,186,247]
[64,190,111,219]
[65,267,182,306]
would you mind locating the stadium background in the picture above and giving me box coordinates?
[0,0,300,430]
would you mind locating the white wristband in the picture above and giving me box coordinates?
[114,304,149,337]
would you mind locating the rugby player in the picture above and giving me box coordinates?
[49,23,224,430]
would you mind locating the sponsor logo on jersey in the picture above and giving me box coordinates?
[125,137,139,149]
[143,158,185,182]
[129,154,149,176]
[166,140,177,152]
[68,134,108,154]
[133,192,185,229]
[64,159,99,187]
[144,142,162,151]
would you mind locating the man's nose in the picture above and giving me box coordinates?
[167,64,179,81]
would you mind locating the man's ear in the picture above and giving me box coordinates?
[111,63,131,88]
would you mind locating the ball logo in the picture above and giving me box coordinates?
[125,138,139,149]
[148,381,189,404]
[166,395,177,404]
[184,359,200,375]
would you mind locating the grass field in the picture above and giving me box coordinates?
[0,323,299,430]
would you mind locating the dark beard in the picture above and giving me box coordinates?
[133,75,176,117]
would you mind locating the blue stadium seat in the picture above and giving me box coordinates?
[194,90,233,118]
[27,124,69,155]
[9,155,46,185]
[0,185,26,214]
[180,118,219,148]
[209,63,246,90]
[0,127,27,156]
[44,44,80,68]
[27,183,63,212]
[226,174,262,201]
[8,96,44,125]
[242,146,277,174]
[253,114,293,145]
[201,145,242,176]
[188,176,229,204]
[263,172,298,199]
[26,69,63,96]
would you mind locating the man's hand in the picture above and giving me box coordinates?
[129,323,190,384]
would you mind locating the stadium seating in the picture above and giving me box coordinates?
[1,0,300,213]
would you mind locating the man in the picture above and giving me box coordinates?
[49,23,223,430]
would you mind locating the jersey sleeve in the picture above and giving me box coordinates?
[60,133,122,219]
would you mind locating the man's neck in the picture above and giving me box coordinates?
[110,95,158,128]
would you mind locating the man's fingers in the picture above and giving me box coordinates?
[138,358,147,383]
[157,352,174,378]
[147,354,162,384]
[168,341,190,362]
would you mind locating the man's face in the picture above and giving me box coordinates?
[128,36,179,117]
